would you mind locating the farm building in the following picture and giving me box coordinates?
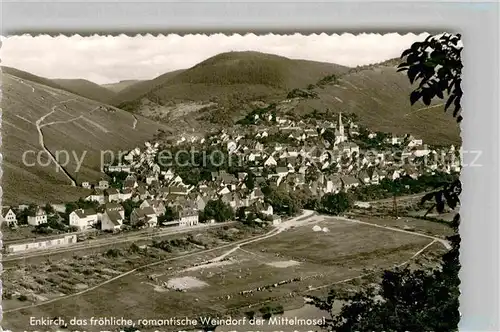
[4,234,78,254]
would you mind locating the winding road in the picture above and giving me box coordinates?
[35,99,78,186]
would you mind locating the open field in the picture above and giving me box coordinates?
[2,214,449,332]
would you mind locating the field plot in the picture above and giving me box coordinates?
[350,214,455,238]
[2,217,444,332]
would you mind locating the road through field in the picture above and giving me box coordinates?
[332,215,451,250]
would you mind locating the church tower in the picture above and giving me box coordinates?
[338,112,345,142]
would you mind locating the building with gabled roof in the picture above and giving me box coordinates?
[69,208,98,230]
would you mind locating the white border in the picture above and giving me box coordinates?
[0,1,499,331]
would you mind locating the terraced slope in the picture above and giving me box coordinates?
[1,71,168,204]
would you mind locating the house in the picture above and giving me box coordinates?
[359,171,371,184]
[408,138,423,147]
[196,195,209,211]
[276,166,289,177]
[250,188,264,200]
[81,181,91,189]
[271,215,282,226]
[370,170,380,185]
[98,180,109,190]
[1,207,17,227]
[120,188,134,201]
[86,189,105,204]
[136,186,151,200]
[140,199,166,216]
[164,169,175,181]
[253,201,274,216]
[342,176,360,190]
[388,136,403,145]
[123,179,138,189]
[131,207,158,228]
[179,208,199,227]
[325,176,343,194]
[101,209,124,231]
[27,207,47,226]
[106,188,121,202]
[69,209,98,230]
[264,155,277,167]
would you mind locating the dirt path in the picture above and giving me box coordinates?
[404,103,445,117]
[35,99,78,186]
[332,215,451,250]
[132,114,138,129]
[34,103,102,187]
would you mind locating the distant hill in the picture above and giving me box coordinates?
[101,79,142,93]
[2,70,169,205]
[113,51,460,144]
[113,51,349,111]
[53,78,118,104]
[110,69,186,106]
[1,66,67,91]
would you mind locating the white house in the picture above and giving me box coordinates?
[1,207,17,227]
[27,207,47,226]
[69,209,98,230]
[264,155,278,167]
[101,209,124,231]
[179,208,199,227]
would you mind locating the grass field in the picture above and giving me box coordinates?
[2,216,448,332]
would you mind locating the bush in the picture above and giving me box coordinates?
[18,294,28,301]
[104,248,121,258]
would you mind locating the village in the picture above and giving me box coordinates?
[1,100,461,254]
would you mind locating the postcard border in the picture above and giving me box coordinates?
[0,1,499,330]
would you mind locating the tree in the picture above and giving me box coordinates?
[43,203,55,215]
[398,33,463,122]
[420,179,461,217]
[202,199,234,223]
[319,192,352,216]
[312,33,462,332]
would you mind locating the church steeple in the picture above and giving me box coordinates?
[339,112,344,141]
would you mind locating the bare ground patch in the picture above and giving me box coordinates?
[165,276,208,291]
[266,260,301,268]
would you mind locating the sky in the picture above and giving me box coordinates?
[0,33,429,85]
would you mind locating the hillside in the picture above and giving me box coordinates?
[293,62,461,144]
[1,66,67,91]
[53,78,118,104]
[110,69,185,106]
[113,52,460,144]
[1,71,169,205]
[101,79,142,93]
[114,51,349,111]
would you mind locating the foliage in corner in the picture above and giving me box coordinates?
[398,33,463,122]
